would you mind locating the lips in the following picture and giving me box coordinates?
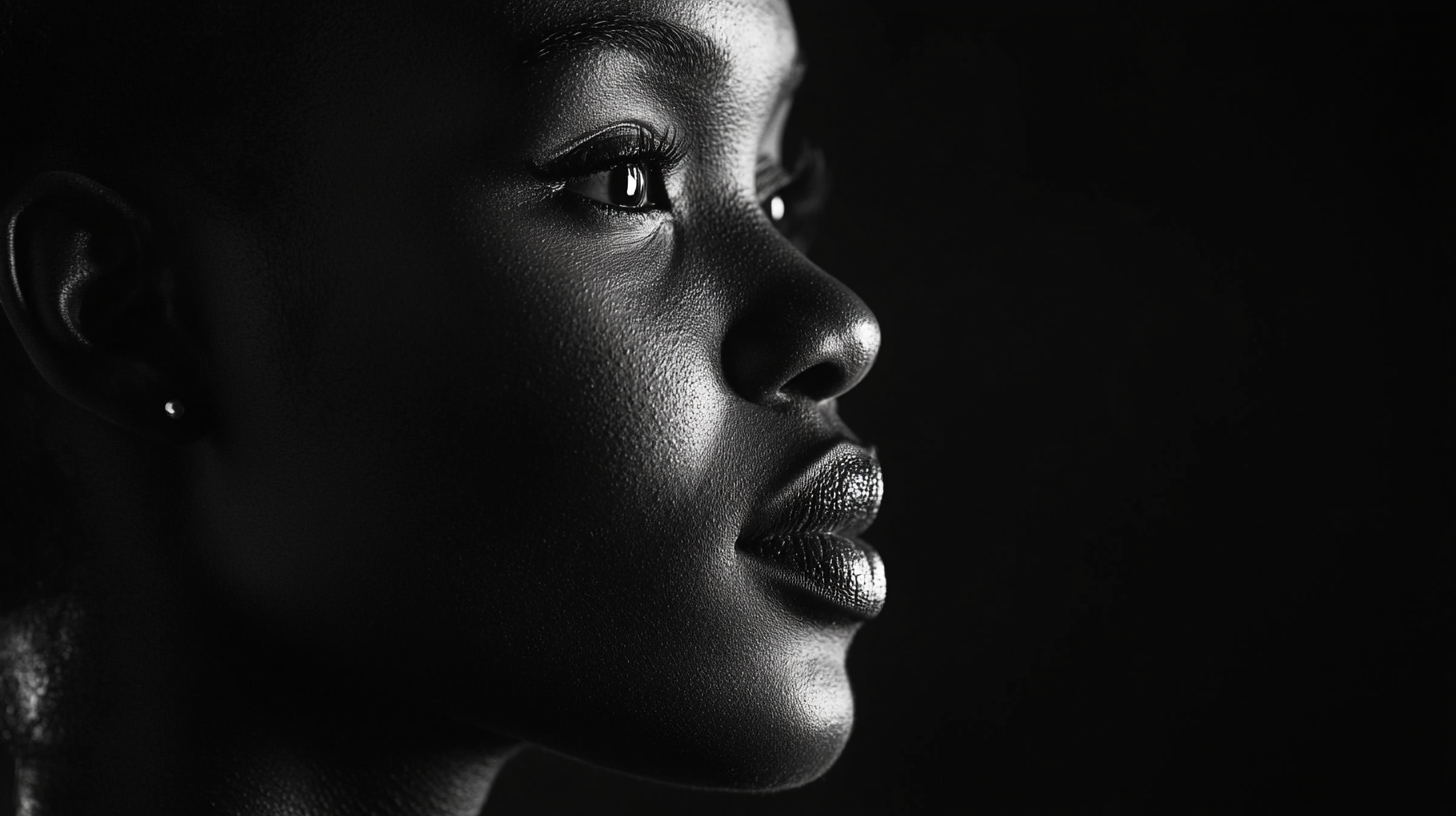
[739,443,886,621]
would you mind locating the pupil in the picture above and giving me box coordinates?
[613,165,647,207]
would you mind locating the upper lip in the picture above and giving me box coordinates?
[742,441,883,544]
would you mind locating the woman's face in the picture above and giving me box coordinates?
[173,0,880,790]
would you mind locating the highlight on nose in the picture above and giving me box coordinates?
[722,283,881,405]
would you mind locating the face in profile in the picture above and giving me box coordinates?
[0,0,883,800]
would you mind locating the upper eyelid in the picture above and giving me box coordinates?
[542,121,653,163]
[535,122,827,216]
[756,144,824,201]
[533,122,681,179]
[756,158,794,194]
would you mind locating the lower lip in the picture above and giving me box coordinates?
[740,533,886,621]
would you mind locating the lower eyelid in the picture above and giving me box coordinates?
[560,187,671,220]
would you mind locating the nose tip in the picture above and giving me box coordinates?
[722,273,881,405]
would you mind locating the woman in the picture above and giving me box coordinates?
[0,0,884,812]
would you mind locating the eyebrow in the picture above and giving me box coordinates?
[521,14,731,81]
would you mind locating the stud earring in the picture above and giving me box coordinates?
[164,399,185,420]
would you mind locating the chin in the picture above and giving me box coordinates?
[750,655,858,791]
[583,646,860,793]
[727,716,854,793]
[601,713,855,794]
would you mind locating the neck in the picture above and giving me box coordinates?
[2,572,518,816]
[0,426,522,816]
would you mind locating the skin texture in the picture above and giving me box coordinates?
[0,0,882,813]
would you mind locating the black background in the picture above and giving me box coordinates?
[486,1,1453,813]
[0,2,1447,813]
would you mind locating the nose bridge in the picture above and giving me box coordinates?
[717,224,880,406]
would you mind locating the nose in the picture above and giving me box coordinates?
[720,247,880,406]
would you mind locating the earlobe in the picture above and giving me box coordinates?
[1,171,206,444]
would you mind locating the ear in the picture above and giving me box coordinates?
[1,172,206,444]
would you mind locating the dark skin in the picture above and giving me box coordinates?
[0,0,882,813]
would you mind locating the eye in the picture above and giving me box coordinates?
[537,123,683,216]
[766,193,787,222]
[757,141,828,250]
[566,163,668,212]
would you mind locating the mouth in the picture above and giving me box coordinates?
[738,442,886,622]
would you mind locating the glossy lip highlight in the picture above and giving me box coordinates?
[739,443,886,621]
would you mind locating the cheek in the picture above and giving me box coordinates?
[187,229,736,631]
[179,203,858,786]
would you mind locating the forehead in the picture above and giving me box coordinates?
[254,0,801,194]
[291,0,798,87]
[498,0,797,67]
[269,0,800,138]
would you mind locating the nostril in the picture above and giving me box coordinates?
[781,360,844,402]
[719,255,881,407]
[721,296,880,406]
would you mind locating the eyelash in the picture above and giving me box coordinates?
[539,124,828,244]
[758,140,828,249]
[539,124,684,215]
